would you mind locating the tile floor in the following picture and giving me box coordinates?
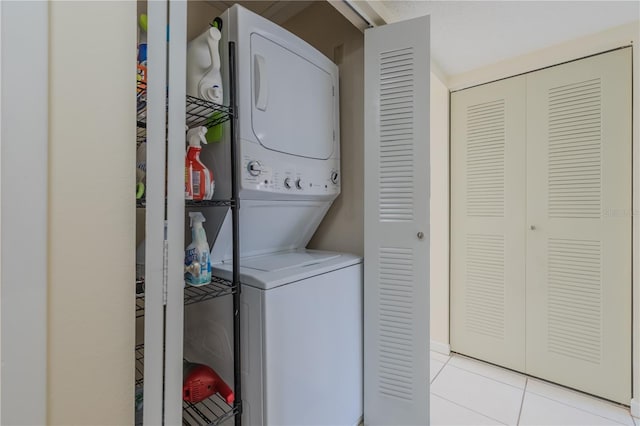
[430,351,637,426]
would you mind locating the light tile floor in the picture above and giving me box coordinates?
[430,351,636,426]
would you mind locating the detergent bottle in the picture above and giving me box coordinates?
[198,26,224,104]
[185,212,211,286]
[187,23,223,104]
[185,126,215,201]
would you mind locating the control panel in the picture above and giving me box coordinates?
[240,141,340,198]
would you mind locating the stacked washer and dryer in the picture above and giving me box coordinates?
[184,5,363,426]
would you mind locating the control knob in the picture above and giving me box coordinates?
[295,178,304,190]
[330,171,339,184]
[247,161,262,176]
[284,177,292,189]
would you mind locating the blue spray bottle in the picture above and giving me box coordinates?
[184,212,212,286]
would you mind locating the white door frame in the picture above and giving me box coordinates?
[0,1,49,424]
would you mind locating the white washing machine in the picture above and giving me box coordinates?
[185,249,362,426]
[185,5,362,425]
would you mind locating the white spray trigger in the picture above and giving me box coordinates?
[187,126,208,147]
[189,211,206,227]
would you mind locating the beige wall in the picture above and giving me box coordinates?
[187,1,224,41]
[48,2,136,424]
[282,1,365,257]
[430,73,450,347]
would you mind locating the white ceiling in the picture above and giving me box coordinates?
[375,1,639,77]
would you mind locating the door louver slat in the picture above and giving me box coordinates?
[378,248,414,401]
[466,100,505,217]
[378,48,414,222]
[547,239,602,364]
[465,234,505,339]
[548,79,601,218]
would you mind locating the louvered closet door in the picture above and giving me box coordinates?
[364,15,430,426]
[525,48,632,404]
[450,76,527,371]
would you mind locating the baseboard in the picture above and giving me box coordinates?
[631,398,640,418]
[430,340,451,356]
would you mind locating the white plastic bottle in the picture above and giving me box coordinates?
[197,27,223,104]
[184,212,212,286]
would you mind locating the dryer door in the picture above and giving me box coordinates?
[250,33,337,160]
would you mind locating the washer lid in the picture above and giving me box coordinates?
[212,249,362,290]
[242,251,340,272]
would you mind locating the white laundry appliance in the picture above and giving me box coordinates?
[185,5,363,426]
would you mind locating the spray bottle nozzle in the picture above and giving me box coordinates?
[187,126,208,148]
[188,211,206,227]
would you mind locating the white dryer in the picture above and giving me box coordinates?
[185,5,363,426]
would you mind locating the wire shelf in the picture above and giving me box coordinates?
[136,122,147,146]
[185,95,233,129]
[184,276,236,306]
[137,199,233,209]
[186,200,234,208]
[135,344,144,387]
[183,396,239,426]
[135,84,233,209]
[135,343,237,426]
[136,267,145,318]
[135,42,240,425]
[136,276,235,318]
[136,87,233,146]
[136,81,147,147]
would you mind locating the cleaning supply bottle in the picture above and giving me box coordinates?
[185,212,211,286]
[197,27,223,104]
[137,14,148,110]
[183,360,234,404]
[185,126,215,201]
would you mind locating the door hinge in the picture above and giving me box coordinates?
[332,86,335,97]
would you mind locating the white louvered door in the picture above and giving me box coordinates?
[451,48,632,405]
[526,48,631,404]
[450,77,527,371]
[363,15,430,426]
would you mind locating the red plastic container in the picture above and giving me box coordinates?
[183,360,234,404]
